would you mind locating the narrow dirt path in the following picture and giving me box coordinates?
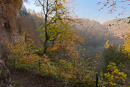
[9,68,64,87]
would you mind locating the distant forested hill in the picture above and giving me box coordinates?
[72,19,124,57]
[103,18,130,39]
[20,5,43,47]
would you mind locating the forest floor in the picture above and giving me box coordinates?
[9,68,65,87]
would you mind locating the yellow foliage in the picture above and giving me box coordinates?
[8,33,39,66]
[21,54,41,65]
[50,29,84,60]
[104,62,127,86]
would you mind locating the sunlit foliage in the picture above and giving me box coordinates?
[124,34,130,56]
[8,33,41,67]
[102,62,127,86]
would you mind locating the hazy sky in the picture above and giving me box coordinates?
[24,0,130,23]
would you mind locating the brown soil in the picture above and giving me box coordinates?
[9,68,65,87]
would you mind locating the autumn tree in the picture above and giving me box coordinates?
[124,33,130,56]
[103,40,128,72]
[8,32,40,66]
[103,41,116,69]
[36,0,74,56]
[103,62,127,86]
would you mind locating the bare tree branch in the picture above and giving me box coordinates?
[37,0,46,15]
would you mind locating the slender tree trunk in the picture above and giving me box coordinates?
[43,14,48,54]
[43,0,49,55]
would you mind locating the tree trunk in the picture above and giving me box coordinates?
[43,0,49,55]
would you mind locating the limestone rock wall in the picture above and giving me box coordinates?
[0,0,23,60]
[0,60,12,87]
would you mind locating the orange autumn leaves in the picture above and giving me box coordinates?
[8,34,41,65]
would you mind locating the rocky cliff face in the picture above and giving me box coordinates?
[0,0,23,61]
[0,60,12,87]
[0,0,23,87]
